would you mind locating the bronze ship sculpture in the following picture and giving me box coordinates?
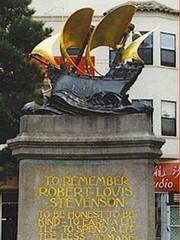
[23,4,154,115]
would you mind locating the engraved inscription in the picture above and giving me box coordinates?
[37,175,135,239]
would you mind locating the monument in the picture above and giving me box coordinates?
[8,4,164,240]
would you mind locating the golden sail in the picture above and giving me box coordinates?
[26,4,155,115]
[122,29,158,62]
[60,8,94,71]
[85,4,137,73]
[31,33,60,68]
[31,4,155,75]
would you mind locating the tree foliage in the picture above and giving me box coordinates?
[0,146,18,185]
[0,0,53,181]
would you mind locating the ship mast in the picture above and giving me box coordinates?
[106,23,135,77]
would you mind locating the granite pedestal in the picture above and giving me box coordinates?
[8,114,164,240]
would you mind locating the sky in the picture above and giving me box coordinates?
[30,0,179,16]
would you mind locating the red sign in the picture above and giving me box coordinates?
[154,163,180,192]
[31,56,95,76]
[54,56,95,75]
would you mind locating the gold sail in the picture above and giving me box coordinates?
[122,28,158,62]
[31,33,60,68]
[85,4,137,73]
[60,8,94,70]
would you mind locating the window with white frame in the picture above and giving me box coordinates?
[161,101,176,136]
[161,33,176,67]
[109,32,153,66]
[132,32,153,65]
[132,99,153,129]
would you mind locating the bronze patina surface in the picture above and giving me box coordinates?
[23,4,154,115]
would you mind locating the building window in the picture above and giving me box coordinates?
[0,191,18,240]
[161,33,176,67]
[67,47,80,55]
[161,101,176,136]
[109,48,124,68]
[155,193,161,240]
[133,32,153,65]
[132,99,153,109]
[132,99,153,129]
[169,192,180,240]
[109,49,116,68]
[109,32,153,66]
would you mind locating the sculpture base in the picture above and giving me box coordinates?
[8,114,164,240]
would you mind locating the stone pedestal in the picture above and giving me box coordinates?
[8,114,164,240]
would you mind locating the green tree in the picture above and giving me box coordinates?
[0,0,53,183]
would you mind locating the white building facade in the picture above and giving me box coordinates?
[0,1,179,240]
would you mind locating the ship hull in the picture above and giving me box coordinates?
[34,62,148,115]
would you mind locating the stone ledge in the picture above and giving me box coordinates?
[18,113,153,135]
[8,114,165,160]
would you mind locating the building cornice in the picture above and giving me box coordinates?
[104,1,179,16]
